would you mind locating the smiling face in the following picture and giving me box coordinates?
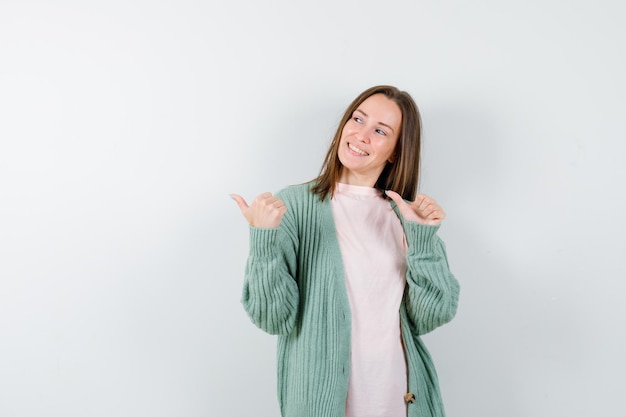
[337,93,402,187]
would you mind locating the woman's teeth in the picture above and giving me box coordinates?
[349,143,368,156]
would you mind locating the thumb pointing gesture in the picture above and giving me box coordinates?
[386,190,445,226]
[231,192,287,229]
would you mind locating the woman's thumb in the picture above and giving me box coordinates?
[385,190,405,206]
[230,194,249,214]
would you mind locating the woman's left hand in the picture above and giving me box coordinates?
[386,190,446,226]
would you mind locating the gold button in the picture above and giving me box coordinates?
[404,393,416,404]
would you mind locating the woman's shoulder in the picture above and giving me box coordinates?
[276,181,325,208]
[276,181,315,199]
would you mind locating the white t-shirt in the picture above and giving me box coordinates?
[331,183,408,417]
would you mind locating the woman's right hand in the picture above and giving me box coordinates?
[231,192,287,229]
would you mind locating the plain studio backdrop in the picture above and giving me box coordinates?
[1,0,625,416]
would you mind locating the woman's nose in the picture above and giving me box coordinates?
[356,127,370,142]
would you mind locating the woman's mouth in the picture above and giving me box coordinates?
[348,143,369,156]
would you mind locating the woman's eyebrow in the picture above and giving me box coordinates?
[355,109,396,134]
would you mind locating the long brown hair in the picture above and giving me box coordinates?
[311,85,422,201]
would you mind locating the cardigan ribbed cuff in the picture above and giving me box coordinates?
[249,226,279,257]
[403,222,440,255]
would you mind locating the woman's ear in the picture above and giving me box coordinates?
[388,153,396,163]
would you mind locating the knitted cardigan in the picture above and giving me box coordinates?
[242,183,460,417]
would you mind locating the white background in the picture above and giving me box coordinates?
[1,0,625,416]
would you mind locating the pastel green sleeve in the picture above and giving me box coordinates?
[403,222,460,336]
[241,202,300,336]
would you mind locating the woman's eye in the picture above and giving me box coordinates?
[376,128,386,136]
[353,116,362,123]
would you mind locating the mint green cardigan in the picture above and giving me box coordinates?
[242,183,460,417]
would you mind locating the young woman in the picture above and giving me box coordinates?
[232,85,460,417]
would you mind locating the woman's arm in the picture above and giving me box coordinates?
[403,222,460,335]
[386,190,460,335]
[233,191,300,335]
